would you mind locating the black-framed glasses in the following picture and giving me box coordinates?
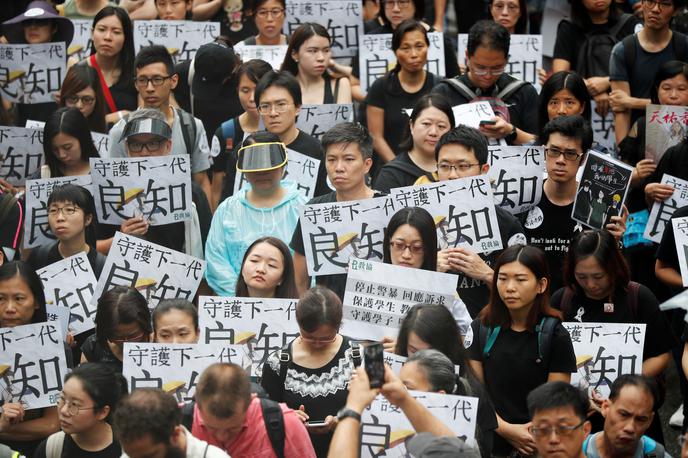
[134,76,172,88]
[48,205,80,217]
[389,240,424,254]
[544,146,583,161]
[127,139,165,152]
[65,95,96,106]
[642,0,674,9]
[56,395,96,416]
[437,162,480,173]
[530,420,586,438]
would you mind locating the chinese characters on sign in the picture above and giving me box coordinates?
[234,45,288,70]
[671,216,688,287]
[68,20,93,63]
[0,43,66,104]
[644,174,688,243]
[645,104,688,162]
[133,20,220,64]
[591,101,615,154]
[487,145,545,214]
[0,126,43,186]
[295,104,354,140]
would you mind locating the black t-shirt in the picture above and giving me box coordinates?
[109,75,138,113]
[211,4,258,44]
[459,375,498,457]
[551,284,676,359]
[26,242,106,279]
[366,71,439,157]
[287,130,330,197]
[374,151,428,193]
[81,333,122,373]
[34,433,121,458]
[521,186,581,293]
[656,205,688,296]
[467,318,576,455]
[431,73,539,137]
[15,102,56,125]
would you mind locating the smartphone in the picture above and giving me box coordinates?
[306,420,328,428]
[479,119,497,126]
[363,342,385,388]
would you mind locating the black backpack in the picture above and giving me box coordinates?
[574,13,636,78]
[622,30,688,82]
[181,383,285,458]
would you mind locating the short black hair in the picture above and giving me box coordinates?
[134,45,174,76]
[114,388,181,445]
[466,20,510,58]
[609,374,658,411]
[435,125,488,164]
[527,381,589,421]
[254,70,302,107]
[541,115,593,153]
[321,122,373,160]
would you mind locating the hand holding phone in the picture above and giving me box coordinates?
[306,420,328,428]
[479,119,497,126]
[363,342,385,388]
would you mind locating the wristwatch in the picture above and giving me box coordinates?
[337,407,361,422]
[506,124,517,143]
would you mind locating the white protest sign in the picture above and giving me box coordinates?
[198,296,300,378]
[133,21,220,64]
[644,174,688,243]
[234,45,288,70]
[284,0,362,59]
[300,195,396,276]
[24,175,92,249]
[358,32,445,92]
[383,352,460,376]
[0,43,66,104]
[25,120,110,157]
[360,391,478,456]
[645,104,688,162]
[296,104,354,140]
[37,253,98,336]
[452,101,495,128]
[487,145,545,214]
[0,126,43,186]
[341,259,458,340]
[123,342,251,402]
[591,101,616,153]
[233,148,320,199]
[90,155,193,226]
[69,19,93,63]
[0,322,69,410]
[92,232,206,309]
[45,304,70,341]
[457,34,542,91]
[564,322,645,399]
[660,289,688,322]
[541,0,570,57]
[390,176,503,252]
[672,216,688,287]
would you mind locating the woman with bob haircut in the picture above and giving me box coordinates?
[236,236,298,299]
[261,286,358,456]
[467,244,576,457]
[281,22,352,105]
[537,71,591,140]
[59,64,108,133]
[39,107,99,179]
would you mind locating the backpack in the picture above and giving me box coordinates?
[574,13,636,78]
[181,384,285,458]
[583,434,666,457]
[443,77,527,122]
[560,282,641,320]
[478,316,559,366]
[122,108,197,157]
[45,431,65,458]
[622,31,688,83]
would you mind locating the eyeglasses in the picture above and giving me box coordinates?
[470,63,506,76]
[255,8,285,18]
[491,1,519,12]
[642,0,674,9]
[438,162,480,173]
[48,205,80,217]
[547,99,580,109]
[56,395,96,416]
[134,76,172,88]
[530,420,586,438]
[544,146,583,161]
[65,95,96,106]
[109,331,147,344]
[384,0,412,8]
[389,240,424,254]
[127,139,165,152]
[257,101,293,114]
[299,332,338,344]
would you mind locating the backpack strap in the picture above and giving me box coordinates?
[46,431,66,458]
[536,316,560,366]
[349,339,362,367]
[443,78,478,101]
[176,108,198,157]
[622,34,638,83]
[278,343,291,385]
[627,281,641,322]
[333,77,341,102]
[181,400,195,431]
[609,13,634,39]
[221,119,236,146]
[482,324,501,358]
[188,58,196,118]
[496,80,528,100]
[641,435,662,457]
[260,398,285,458]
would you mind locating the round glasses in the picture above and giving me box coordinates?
[56,395,96,416]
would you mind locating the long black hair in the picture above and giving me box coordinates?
[395,303,465,365]
[43,107,99,177]
[281,22,331,76]
[399,93,455,151]
[90,6,135,90]
[537,71,591,139]
[383,206,437,272]
[64,363,128,423]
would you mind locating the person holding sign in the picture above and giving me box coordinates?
[235,236,298,298]
[0,261,59,457]
[60,65,108,134]
[552,229,674,441]
[152,299,200,344]
[239,0,288,45]
[366,20,440,169]
[35,363,128,458]
[205,133,306,296]
[281,23,352,105]
[374,93,454,193]
[466,244,577,457]
[261,286,359,456]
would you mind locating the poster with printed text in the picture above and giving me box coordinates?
[25,120,110,157]
[487,145,545,214]
[300,195,396,276]
[644,174,688,243]
[133,20,220,64]
[198,296,300,378]
[92,232,206,309]
[591,101,615,153]
[283,0,361,59]
[0,322,69,410]
[645,104,688,162]
[24,175,92,249]
[90,155,193,226]
[296,104,354,140]
[0,126,43,186]
[390,176,503,252]
[383,351,460,376]
[45,304,70,341]
[234,45,288,70]
[671,216,688,287]
[452,101,495,129]
[0,42,66,104]
[69,20,93,63]
[360,391,478,456]
[564,322,645,399]
[233,148,320,199]
[458,34,542,90]
[342,259,458,340]
[572,151,632,230]
[123,342,251,402]
[359,33,445,93]
[37,253,98,336]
